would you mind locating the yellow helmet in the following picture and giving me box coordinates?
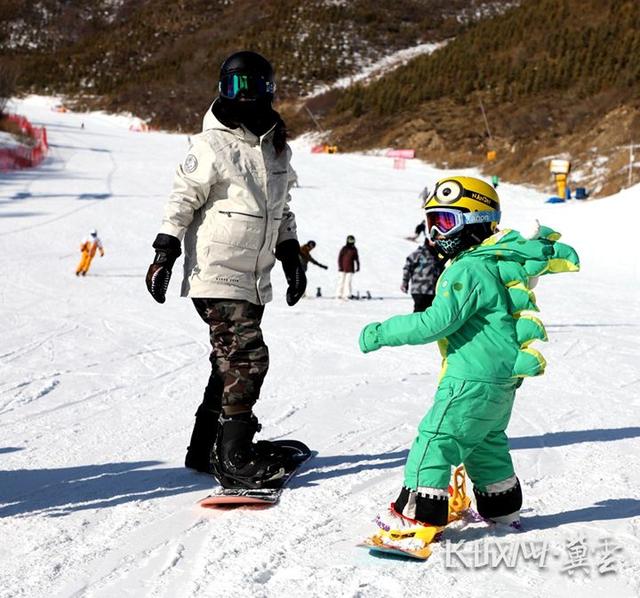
[424,175,500,212]
[423,176,501,241]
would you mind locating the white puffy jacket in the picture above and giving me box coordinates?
[158,105,298,304]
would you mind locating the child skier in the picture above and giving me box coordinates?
[359,176,579,535]
[336,235,360,299]
[75,229,104,276]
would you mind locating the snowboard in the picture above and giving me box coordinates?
[314,292,384,300]
[351,291,384,301]
[359,525,442,560]
[198,440,312,508]
[360,505,519,560]
[359,465,472,560]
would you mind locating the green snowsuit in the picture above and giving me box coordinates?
[359,226,579,492]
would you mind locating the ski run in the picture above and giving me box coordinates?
[0,96,639,598]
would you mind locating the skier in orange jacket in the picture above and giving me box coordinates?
[76,229,104,276]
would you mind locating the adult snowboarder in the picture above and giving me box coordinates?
[359,176,579,535]
[75,229,104,276]
[336,235,359,299]
[146,50,307,489]
[401,239,444,312]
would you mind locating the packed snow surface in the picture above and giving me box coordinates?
[1,96,639,598]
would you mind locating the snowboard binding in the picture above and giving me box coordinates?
[211,442,309,490]
[212,418,310,490]
[199,439,312,508]
[360,465,473,560]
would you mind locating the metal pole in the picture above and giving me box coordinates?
[304,104,324,133]
[479,96,492,143]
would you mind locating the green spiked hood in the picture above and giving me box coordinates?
[462,225,580,278]
[359,224,579,382]
[446,225,579,379]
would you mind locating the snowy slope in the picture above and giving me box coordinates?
[308,42,445,97]
[0,96,639,598]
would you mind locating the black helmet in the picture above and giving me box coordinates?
[346,235,355,244]
[307,240,316,248]
[218,51,276,102]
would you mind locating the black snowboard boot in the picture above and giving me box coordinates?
[185,405,220,473]
[212,412,287,489]
[473,476,522,525]
[392,486,449,526]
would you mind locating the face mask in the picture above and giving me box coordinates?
[219,97,274,132]
[434,235,466,258]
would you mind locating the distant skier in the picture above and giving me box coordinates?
[406,221,427,242]
[75,229,104,276]
[145,51,307,489]
[299,240,328,271]
[336,235,359,299]
[401,238,444,312]
[406,186,431,241]
[359,176,580,538]
[290,166,300,188]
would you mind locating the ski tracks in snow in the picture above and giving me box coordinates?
[62,513,215,598]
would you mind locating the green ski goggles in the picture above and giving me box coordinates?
[219,73,276,100]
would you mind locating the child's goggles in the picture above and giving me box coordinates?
[425,208,501,239]
[219,73,276,100]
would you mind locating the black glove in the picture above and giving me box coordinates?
[275,239,307,306]
[146,233,182,304]
[320,264,329,270]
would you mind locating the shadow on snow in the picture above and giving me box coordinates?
[295,426,640,487]
[293,426,640,528]
[292,451,407,488]
[2,426,638,521]
[0,460,212,518]
[524,499,640,530]
[509,427,640,450]
[0,447,23,455]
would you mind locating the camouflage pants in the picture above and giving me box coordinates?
[193,299,269,415]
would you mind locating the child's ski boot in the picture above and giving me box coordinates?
[360,465,474,560]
